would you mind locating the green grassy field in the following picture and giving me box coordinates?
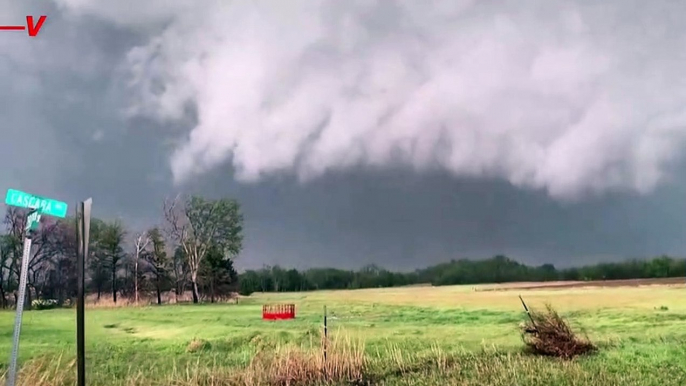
[1,283,686,385]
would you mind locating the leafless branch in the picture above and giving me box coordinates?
[134,232,151,255]
[163,195,189,244]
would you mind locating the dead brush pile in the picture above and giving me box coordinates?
[520,304,597,359]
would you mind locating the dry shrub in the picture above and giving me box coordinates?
[0,334,370,386]
[82,291,237,309]
[520,304,597,359]
[235,334,369,386]
[84,295,136,309]
[187,338,212,353]
[0,354,74,386]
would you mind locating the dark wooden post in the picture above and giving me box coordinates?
[323,305,328,361]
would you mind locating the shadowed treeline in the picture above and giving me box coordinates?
[238,255,686,295]
[0,195,242,309]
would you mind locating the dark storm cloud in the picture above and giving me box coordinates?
[0,0,174,226]
[189,167,686,270]
[0,0,90,202]
[2,0,686,270]
[55,0,686,200]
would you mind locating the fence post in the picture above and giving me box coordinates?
[519,295,537,332]
[323,305,328,362]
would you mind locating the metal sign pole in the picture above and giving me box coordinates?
[2,189,68,386]
[6,224,34,386]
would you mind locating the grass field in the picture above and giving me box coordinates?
[1,280,686,385]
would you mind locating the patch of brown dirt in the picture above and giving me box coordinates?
[478,277,685,291]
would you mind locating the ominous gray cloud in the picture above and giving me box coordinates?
[56,0,686,200]
[2,0,686,270]
[0,0,171,224]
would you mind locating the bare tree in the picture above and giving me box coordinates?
[164,196,189,301]
[41,219,79,304]
[171,246,188,302]
[4,207,27,304]
[144,227,169,305]
[133,232,150,305]
[0,234,11,308]
[163,195,243,304]
[2,207,63,307]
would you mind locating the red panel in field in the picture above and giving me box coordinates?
[262,304,296,320]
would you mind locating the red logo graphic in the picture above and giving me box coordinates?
[0,16,47,37]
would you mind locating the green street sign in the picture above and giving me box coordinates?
[25,211,41,231]
[4,189,68,218]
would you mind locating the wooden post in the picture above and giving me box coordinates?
[519,295,537,332]
[323,305,328,362]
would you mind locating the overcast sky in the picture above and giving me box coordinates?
[2,0,686,271]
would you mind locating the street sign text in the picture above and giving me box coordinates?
[5,189,68,218]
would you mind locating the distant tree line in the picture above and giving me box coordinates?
[0,195,243,309]
[237,255,686,295]
[2,192,684,307]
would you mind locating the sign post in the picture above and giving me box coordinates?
[4,189,67,386]
[6,232,33,386]
[75,198,92,386]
